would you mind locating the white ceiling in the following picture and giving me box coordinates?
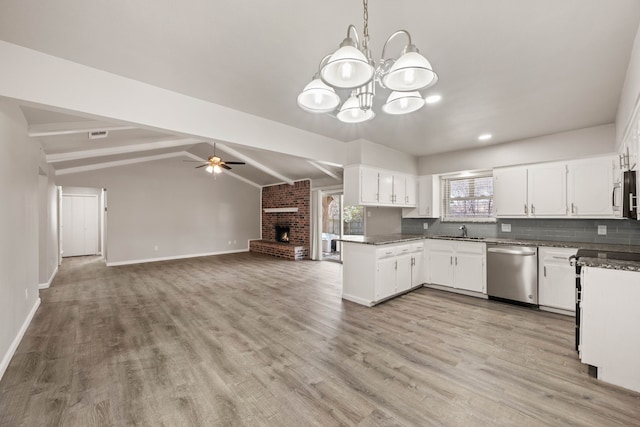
[2,0,640,183]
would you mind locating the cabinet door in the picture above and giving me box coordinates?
[494,167,528,217]
[453,242,485,293]
[361,168,380,204]
[404,175,417,206]
[540,262,576,311]
[568,157,616,217]
[428,242,454,286]
[396,254,412,293]
[411,254,424,288]
[376,257,397,300]
[378,171,395,204]
[528,163,567,216]
[393,174,407,205]
[417,175,433,216]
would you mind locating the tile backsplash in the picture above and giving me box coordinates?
[401,218,640,247]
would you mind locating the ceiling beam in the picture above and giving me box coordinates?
[307,160,341,181]
[214,143,295,185]
[28,120,135,137]
[55,152,186,175]
[46,138,201,163]
[183,152,261,188]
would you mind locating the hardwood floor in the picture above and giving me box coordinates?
[1,252,639,426]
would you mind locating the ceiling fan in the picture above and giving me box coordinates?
[190,144,246,174]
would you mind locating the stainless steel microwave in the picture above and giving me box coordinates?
[623,170,638,219]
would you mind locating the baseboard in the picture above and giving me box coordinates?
[539,305,576,317]
[38,265,58,289]
[341,293,374,307]
[106,248,250,266]
[423,283,489,299]
[0,297,41,381]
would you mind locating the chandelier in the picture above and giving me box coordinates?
[297,0,438,123]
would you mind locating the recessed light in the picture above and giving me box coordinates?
[425,95,442,104]
[478,133,492,141]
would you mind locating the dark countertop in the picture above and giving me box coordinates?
[339,234,640,271]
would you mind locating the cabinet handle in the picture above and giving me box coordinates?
[376,193,379,201]
[455,256,458,266]
[544,266,547,277]
[395,260,397,270]
[571,203,575,214]
[524,204,528,214]
[405,196,409,203]
[450,256,453,265]
[531,205,535,214]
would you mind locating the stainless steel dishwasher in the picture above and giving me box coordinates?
[486,244,538,305]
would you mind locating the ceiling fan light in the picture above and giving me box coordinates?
[382,91,425,115]
[213,164,222,174]
[382,51,437,91]
[320,45,375,89]
[205,165,214,174]
[297,79,341,113]
[337,95,375,123]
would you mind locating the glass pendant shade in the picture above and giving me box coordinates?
[320,45,375,89]
[213,165,222,174]
[337,95,375,123]
[205,165,214,174]
[382,51,437,91]
[382,91,425,115]
[297,79,341,113]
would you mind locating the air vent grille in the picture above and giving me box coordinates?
[88,130,109,139]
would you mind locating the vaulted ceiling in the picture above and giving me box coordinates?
[2,0,640,185]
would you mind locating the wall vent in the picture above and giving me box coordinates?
[88,130,109,139]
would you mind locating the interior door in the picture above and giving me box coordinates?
[62,194,99,257]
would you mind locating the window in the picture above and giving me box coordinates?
[442,172,494,221]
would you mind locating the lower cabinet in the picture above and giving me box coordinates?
[426,240,486,294]
[538,247,577,313]
[343,241,425,306]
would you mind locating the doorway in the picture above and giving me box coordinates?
[321,193,364,262]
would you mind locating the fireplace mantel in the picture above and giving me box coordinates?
[263,207,298,213]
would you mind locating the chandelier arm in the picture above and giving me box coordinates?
[346,24,361,48]
[316,54,333,76]
[381,30,412,61]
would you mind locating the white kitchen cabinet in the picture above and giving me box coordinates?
[410,242,425,288]
[580,267,640,393]
[343,240,424,306]
[344,165,417,208]
[426,239,486,294]
[538,247,577,313]
[494,163,567,217]
[527,163,567,216]
[494,167,528,216]
[402,175,439,218]
[567,155,620,218]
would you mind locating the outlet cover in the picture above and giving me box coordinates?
[597,225,607,235]
[501,223,511,232]
[423,223,429,230]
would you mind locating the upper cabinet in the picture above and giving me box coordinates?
[344,165,416,208]
[567,156,620,217]
[494,155,620,219]
[494,162,566,217]
[402,175,440,218]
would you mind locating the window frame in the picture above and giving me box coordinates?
[440,170,496,223]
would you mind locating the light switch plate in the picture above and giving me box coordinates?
[597,225,607,235]
[501,223,511,232]
[423,223,429,230]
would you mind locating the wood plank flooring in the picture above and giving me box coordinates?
[1,252,639,426]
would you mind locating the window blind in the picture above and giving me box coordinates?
[442,173,494,220]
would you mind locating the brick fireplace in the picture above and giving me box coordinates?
[249,180,310,260]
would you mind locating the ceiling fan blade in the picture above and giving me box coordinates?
[221,164,232,170]
[223,161,245,165]
[195,164,209,168]
[182,160,202,162]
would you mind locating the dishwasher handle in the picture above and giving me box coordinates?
[487,247,537,256]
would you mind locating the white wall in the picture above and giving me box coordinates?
[38,167,59,287]
[56,159,261,265]
[617,22,640,147]
[346,139,418,175]
[365,207,402,235]
[419,124,615,175]
[0,100,41,380]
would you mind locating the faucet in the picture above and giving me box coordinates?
[459,224,468,237]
